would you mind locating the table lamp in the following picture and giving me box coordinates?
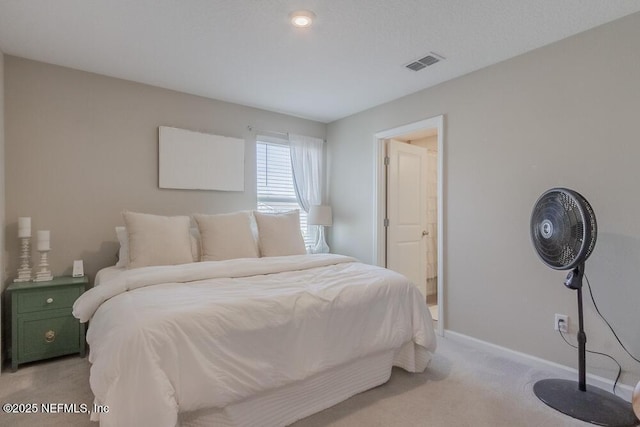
[308,205,332,254]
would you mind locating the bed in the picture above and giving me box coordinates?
[73,212,436,427]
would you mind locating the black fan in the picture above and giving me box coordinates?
[530,188,639,426]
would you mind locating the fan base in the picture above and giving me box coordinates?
[534,379,639,426]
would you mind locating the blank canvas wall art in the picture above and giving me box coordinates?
[159,126,245,191]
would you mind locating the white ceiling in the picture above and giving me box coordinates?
[1,1,639,123]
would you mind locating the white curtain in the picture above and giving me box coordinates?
[289,134,324,212]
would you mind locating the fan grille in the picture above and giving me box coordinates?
[530,188,596,270]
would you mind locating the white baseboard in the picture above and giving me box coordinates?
[443,329,634,402]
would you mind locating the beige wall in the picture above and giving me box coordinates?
[4,57,325,280]
[328,13,640,386]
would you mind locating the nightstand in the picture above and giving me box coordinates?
[7,276,88,371]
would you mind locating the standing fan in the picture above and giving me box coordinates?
[530,188,638,426]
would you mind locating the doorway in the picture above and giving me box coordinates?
[373,116,444,336]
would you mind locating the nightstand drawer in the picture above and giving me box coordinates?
[18,312,80,361]
[17,286,82,314]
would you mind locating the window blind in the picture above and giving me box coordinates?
[256,141,312,246]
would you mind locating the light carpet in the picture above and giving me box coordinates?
[0,337,601,426]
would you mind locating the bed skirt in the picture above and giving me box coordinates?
[178,341,431,427]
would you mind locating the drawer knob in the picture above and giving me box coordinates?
[44,330,56,343]
[46,298,54,304]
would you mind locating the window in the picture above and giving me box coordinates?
[256,140,313,246]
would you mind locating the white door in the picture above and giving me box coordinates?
[386,139,428,297]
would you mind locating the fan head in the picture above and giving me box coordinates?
[530,188,597,270]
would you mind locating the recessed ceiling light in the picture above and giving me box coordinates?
[290,10,316,28]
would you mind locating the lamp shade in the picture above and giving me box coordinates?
[308,205,332,226]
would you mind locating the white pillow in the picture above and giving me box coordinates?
[122,212,193,268]
[194,211,259,261]
[190,227,201,262]
[115,226,200,267]
[254,210,307,257]
[115,226,128,268]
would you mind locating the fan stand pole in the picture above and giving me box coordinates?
[533,265,639,426]
[576,286,587,392]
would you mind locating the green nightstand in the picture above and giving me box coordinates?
[7,276,88,372]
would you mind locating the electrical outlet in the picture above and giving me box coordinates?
[554,314,569,333]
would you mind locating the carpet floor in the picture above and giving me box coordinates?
[0,336,600,426]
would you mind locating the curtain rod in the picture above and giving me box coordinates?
[246,126,287,138]
[247,125,326,142]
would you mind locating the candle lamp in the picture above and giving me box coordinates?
[14,217,33,282]
[34,230,53,282]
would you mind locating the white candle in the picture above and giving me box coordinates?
[37,230,51,251]
[18,217,31,238]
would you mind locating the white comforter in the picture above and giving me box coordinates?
[73,254,436,427]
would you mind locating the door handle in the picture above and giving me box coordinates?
[422,230,429,236]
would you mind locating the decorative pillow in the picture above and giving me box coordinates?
[194,211,259,261]
[115,226,200,267]
[247,210,260,253]
[115,226,128,268]
[189,228,201,262]
[254,210,307,257]
[122,212,193,268]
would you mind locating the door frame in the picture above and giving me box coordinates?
[372,115,444,336]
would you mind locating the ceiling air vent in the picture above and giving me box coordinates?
[406,61,426,71]
[405,52,445,71]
